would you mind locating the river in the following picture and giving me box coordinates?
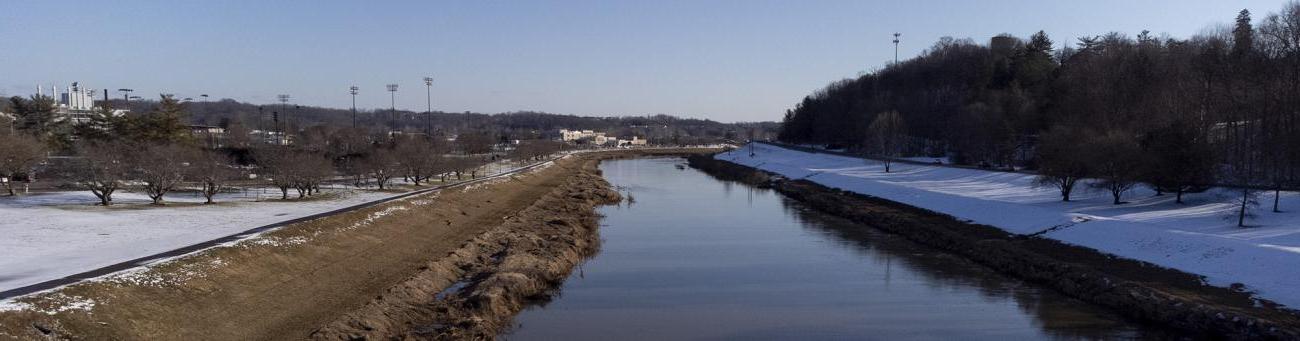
[502,157,1172,340]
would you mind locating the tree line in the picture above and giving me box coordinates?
[96,98,774,146]
[0,94,566,205]
[777,3,1300,226]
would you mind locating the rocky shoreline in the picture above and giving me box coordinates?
[687,154,1300,340]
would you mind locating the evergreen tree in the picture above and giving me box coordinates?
[134,95,191,144]
[1232,9,1254,59]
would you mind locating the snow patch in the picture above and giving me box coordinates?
[0,293,96,315]
[722,143,1300,308]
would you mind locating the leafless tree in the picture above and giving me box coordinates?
[0,134,45,196]
[1086,131,1144,204]
[188,150,238,204]
[67,142,133,206]
[866,111,907,172]
[133,144,192,205]
[456,131,495,155]
[256,146,298,199]
[1034,126,1090,202]
[512,140,563,163]
[393,136,445,186]
[363,148,399,190]
[292,153,333,198]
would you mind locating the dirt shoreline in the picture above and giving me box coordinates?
[0,148,716,341]
[687,154,1300,340]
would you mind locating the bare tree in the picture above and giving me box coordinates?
[512,140,563,163]
[292,153,333,198]
[256,146,298,199]
[456,131,496,156]
[1086,131,1144,204]
[0,134,45,196]
[188,150,237,204]
[363,148,399,190]
[866,111,907,172]
[393,136,445,186]
[1034,126,1090,202]
[67,142,132,206]
[133,144,192,205]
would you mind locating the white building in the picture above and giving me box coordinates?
[36,83,127,124]
[559,129,606,142]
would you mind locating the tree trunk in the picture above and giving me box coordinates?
[1112,187,1122,205]
[1176,189,1184,204]
[1274,188,1282,213]
[93,189,110,206]
[1239,188,1250,227]
[1060,180,1073,202]
[280,187,289,199]
[203,183,216,204]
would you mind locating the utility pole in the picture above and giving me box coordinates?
[118,88,133,102]
[424,76,433,135]
[350,86,359,128]
[893,32,901,65]
[386,84,398,127]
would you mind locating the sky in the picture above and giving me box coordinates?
[0,0,1288,122]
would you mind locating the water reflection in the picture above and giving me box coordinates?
[504,158,1173,340]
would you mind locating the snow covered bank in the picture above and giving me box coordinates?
[0,188,396,293]
[719,143,1300,308]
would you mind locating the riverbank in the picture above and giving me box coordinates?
[0,148,717,340]
[688,153,1300,339]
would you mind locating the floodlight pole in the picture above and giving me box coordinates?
[424,76,433,134]
[386,84,398,127]
[349,86,359,128]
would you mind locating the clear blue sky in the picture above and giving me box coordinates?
[0,0,1286,122]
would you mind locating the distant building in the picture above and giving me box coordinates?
[35,83,128,125]
[614,136,648,147]
[250,130,292,145]
[560,129,607,142]
[190,125,227,148]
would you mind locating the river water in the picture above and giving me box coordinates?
[503,158,1171,340]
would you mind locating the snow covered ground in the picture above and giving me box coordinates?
[0,153,574,298]
[0,187,398,293]
[719,143,1300,309]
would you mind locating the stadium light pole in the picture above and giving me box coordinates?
[277,94,290,135]
[386,84,398,127]
[349,86,359,128]
[424,76,433,134]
